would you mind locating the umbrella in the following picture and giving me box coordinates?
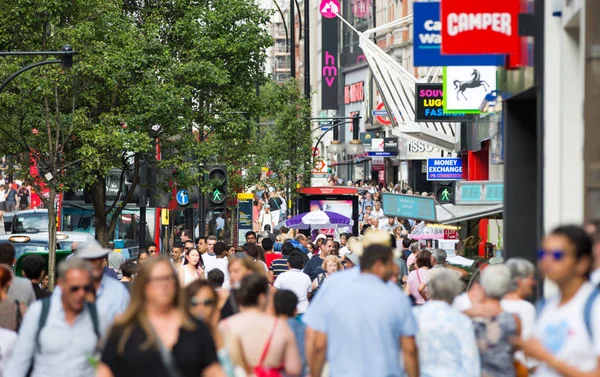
[285,211,354,230]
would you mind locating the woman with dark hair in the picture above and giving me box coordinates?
[0,264,26,331]
[243,243,270,282]
[177,248,204,286]
[220,255,266,320]
[219,274,301,377]
[186,280,237,377]
[137,249,150,265]
[97,257,225,377]
[514,225,600,377]
[405,250,433,304]
[305,242,316,256]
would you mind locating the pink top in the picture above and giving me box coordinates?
[407,267,430,304]
[407,253,417,269]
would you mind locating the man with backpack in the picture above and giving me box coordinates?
[5,257,107,377]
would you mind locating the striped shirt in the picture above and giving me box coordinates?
[270,256,289,280]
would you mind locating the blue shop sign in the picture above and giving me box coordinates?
[382,193,437,222]
[413,2,504,67]
[427,158,463,181]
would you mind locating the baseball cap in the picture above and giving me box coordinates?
[76,240,110,259]
[346,252,360,265]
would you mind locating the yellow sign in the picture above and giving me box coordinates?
[161,209,170,225]
[237,193,254,200]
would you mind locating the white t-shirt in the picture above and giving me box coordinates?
[501,299,537,368]
[202,253,216,265]
[0,328,17,374]
[273,269,312,313]
[259,212,274,231]
[533,282,600,377]
[204,257,230,289]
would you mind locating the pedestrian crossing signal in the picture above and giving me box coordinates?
[434,181,455,204]
[206,164,227,207]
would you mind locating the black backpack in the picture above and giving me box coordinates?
[27,297,100,375]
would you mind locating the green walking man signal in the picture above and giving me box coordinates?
[212,189,223,202]
[441,188,451,202]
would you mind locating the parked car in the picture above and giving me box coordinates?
[11,209,49,234]
[0,234,60,261]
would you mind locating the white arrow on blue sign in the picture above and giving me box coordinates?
[176,190,189,206]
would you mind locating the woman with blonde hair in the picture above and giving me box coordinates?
[311,255,343,291]
[98,257,225,377]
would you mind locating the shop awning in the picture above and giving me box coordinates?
[336,15,458,152]
[436,203,503,224]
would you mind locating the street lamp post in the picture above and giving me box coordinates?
[0,45,78,94]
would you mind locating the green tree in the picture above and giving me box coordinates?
[261,79,312,203]
[0,0,273,288]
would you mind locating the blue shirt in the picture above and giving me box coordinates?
[96,275,130,324]
[413,301,481,377]
[5,290,110,377]
[286,317,308,377]
[303,269,416,377]
[302,254,324,281]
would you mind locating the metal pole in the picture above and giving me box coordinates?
[139,158,147,250]
[304,0,310,97]
[199,130,206,237]
[290,0,296,78]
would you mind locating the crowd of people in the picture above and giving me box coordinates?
[1,217,600,376]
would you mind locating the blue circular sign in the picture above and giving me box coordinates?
[176,190,189,206]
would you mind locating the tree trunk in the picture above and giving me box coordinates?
[91,177,110,247]
[46,186,57,291]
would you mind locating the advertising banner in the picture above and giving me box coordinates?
[367,137,398,157]
[427,158,463,181]
[443,66,497,114]
[237,193,253,246]
[413,2,504,67]
[321,4,339,109]
[415,83,475,122]
[440,0,521,55]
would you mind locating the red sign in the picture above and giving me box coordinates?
[313,160,326,172]
[297,187,358,195]
[344,81,364,105]
[375,102,392,125]
[444,229,458,239]
[440,0,520,55]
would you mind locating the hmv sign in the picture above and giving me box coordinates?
[321,0,339,110]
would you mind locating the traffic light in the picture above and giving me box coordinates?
[433,181,455,205]
[206,164,227,208]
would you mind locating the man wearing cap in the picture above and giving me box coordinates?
[76,240,130,324]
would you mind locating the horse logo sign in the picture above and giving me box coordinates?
[443,66,497,114]
[453,69,490,101]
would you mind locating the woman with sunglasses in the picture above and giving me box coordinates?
[513,225,600,377]
[98,257,225,377]
[177,248,204,287]
[186,280,237,377]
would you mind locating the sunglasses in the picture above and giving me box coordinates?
[69,285,94,293]
[537,249,566,261]
[190,297,216,307]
